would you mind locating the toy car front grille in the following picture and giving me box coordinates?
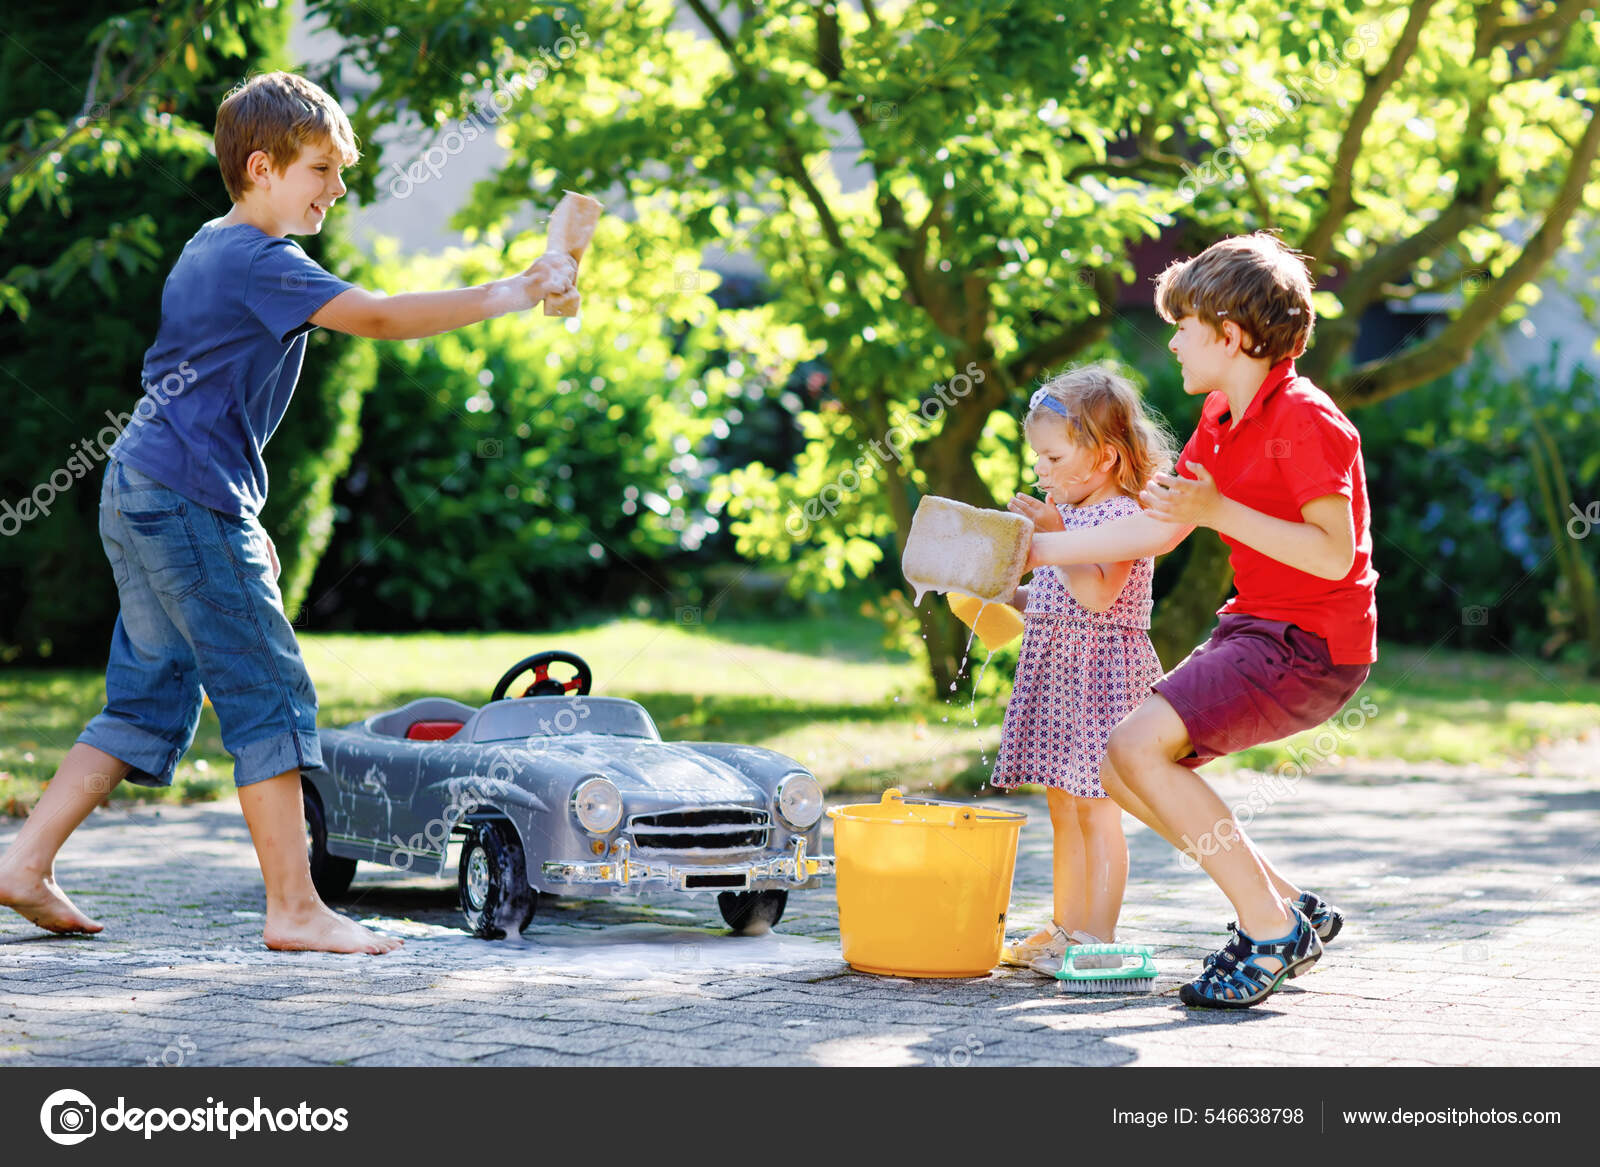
[628,807,772,851]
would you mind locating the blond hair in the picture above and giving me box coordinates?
[1025,362,1175,499]
[215,71,359,202]
[1153,231,1315,363]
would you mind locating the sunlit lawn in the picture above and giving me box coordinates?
[4,612,1598,815]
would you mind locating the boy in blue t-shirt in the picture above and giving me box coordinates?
[0,72,577,954]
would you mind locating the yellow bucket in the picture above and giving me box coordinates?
[829,788,1027,978]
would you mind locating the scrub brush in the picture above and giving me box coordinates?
[1053,944,1157,994]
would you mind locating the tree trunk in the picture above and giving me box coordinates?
[915,596,975,700]
[1149,530,1234,669]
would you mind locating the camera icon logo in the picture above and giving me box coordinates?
[476,438,504,459]
[40,1088,97,1146]
[282,271,308,291]
[1266,438,1291,458]
[1462,605,1489,626]
[870,101,899,122]
[675,605,702,626]
[674,270,701,292]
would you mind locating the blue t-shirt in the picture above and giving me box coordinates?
[111,220,355,517]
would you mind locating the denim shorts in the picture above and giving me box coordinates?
[77,459,322,788]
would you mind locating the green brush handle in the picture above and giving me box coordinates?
[1055,944,1156,981]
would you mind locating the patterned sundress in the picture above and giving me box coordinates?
[989,494,1163,797]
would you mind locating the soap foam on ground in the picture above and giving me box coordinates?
[1,918,842,981]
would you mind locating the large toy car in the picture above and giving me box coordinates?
[302,650,834,938]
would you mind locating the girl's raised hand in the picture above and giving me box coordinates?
[1008,491,1065,532]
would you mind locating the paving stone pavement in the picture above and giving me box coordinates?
[3,763,1598,1067]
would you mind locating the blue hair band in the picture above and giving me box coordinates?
[1029,387,1074,420]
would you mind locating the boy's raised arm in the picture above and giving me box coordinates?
[311,252,576,340]
[1141,461,1356,581]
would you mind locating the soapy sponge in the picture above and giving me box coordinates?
[901,495,1034,607]
[947,592,1025,652]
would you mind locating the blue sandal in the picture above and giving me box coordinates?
[1294,891,1343,941]
[1180,908,1322,1009]
[1224,891,1344,946]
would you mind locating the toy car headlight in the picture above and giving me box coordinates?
[775,772,823,831]
[571,777,622,834]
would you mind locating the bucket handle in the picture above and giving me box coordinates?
[879,787,1024,826]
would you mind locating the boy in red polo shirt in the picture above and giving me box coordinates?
[1019,232,1377,1008]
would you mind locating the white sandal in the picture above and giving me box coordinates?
[1000,923,1072,968]
[1029,930,1122,975]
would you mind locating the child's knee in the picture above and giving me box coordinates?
[1105,723,1143,778]
[1074,793,1118,825]
[1098,759,1127,802]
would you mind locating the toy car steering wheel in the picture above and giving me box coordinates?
[491,651,594,701]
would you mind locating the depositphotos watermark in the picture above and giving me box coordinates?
[386,699,595,872]
[1177,695,1378,872]
[1,362,196,536]
[1568,501,1599,540]
[145,1034,197,1068]
[927,1033,985,1067]
[784,362,985,539]
[387,27,590,199]
[40,1088,349,1144]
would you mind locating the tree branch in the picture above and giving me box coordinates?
[1063,150,1188,183]
[1199,75,1272,227]
[681,0,737,55]
[778,141,848,251]
[816,1,843,81]
[1302,0,1440,267]
[1494,0,1588,46]
[683,0,852,259]
[1349,169,1503,318]
[0,25,125,191]
[0,0,227,191]
[1329,76,1502,326]
[1332,99,1600,408]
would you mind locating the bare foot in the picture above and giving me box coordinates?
[263,902,403,955]
[0,866,104,934]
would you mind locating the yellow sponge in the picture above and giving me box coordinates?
[947,592,1025,652]
[901,495,1033,607]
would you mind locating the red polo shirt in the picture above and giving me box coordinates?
[1176,360,1378,664]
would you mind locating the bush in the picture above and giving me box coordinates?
[1359,350,1600,666]
[302,226,735,630]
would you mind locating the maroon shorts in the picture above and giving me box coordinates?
[1151,613,1371,768]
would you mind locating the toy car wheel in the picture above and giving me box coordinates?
[718,889,787,934]
[303,787,357,899]
[459,821,536,939]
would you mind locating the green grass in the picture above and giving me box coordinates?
[3,614,1598,815]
